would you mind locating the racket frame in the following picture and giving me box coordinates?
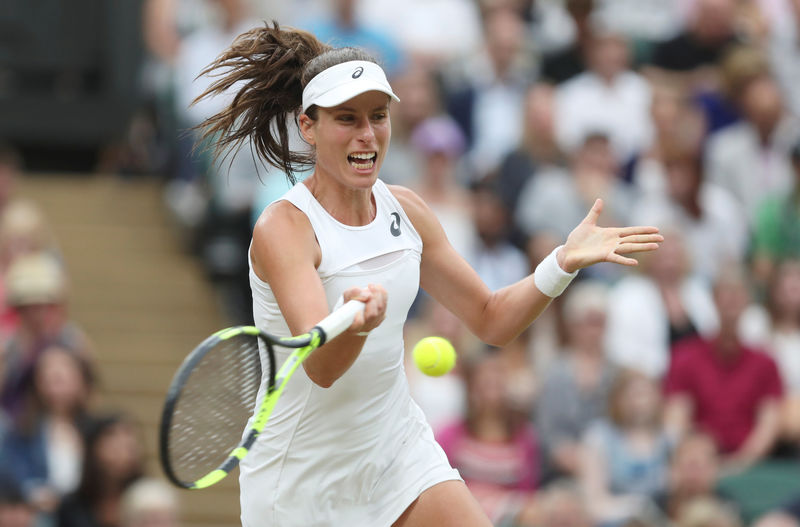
[159,300,364,489]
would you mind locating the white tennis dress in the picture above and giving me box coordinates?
[241,179,460,526]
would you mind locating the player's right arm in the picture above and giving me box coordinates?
[250,201,386,388]
[392,186,553,346]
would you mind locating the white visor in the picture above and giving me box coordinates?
[301,60,399,113]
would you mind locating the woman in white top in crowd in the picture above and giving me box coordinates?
[193,22,663,527]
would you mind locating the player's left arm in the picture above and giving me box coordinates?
[391,185,662,347]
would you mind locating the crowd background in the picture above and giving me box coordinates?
[1,0,800,525]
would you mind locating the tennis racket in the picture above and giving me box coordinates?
[159,299,365,489]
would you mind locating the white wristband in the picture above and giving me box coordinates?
[534,245,579,298]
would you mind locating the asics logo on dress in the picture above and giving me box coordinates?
[390,212,401,237]
[352,67,364,78]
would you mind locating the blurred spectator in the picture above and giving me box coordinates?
[751,139,800,286]
[466,182,528,291]
[515,132,633,281]
[170,1,268,322]
[553,27,653,165]
[303,0,403,75]
[580,370,673,525]
[408,115,476,258]
[379,62,441,186]
[120,479,179,527]
[0,151,43,339]
[698,43,770,135]
[0,473,36,527]
[136,0,195,180]
[631,81,701,192]
[646,0,740,91]
[436,352,539,526]
[526,0,583,56]
[759,259,800,442]
[446,8,534,178]
[754,511,800,527]
[0,346,95,520]
[495,330,538,420]
[527,480,593,527]
[536,281,617,482]
[765,0,800,117]
[174,0,259,131]
[138,0,239,176]
[493,82,564,234]
[0,202,60,339]
[674,497,742,527]
[705,70,800,222]
[664,267,784,471]
[753,493,800,527]
[594,0,685,62]
[56,414,145,527]
[170,0,264,216]
[654,432,735,522]
[630,107,748,283]
[539,0,594,84]
[605,231,718,378]
[356,0,483,66]
[0,202,59,281]
[0,253,91,422]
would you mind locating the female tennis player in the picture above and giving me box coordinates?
[194,22,662,527]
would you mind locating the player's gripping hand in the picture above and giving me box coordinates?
[558,198,664,273]
[343,284,387,336]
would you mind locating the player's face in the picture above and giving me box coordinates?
[302,91,391,189]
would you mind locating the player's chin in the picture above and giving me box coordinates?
[346,164,382,186]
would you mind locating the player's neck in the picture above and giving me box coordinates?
[305,175,376,226]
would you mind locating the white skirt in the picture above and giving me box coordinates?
[240,408,461,526]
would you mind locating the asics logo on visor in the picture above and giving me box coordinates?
[352,67,364,79]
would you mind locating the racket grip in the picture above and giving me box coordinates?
[314,300,366,344]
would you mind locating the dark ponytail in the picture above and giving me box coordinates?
[194,21,378,184]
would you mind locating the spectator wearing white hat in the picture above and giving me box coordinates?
[0,253,91,422]
[121,478,179,527]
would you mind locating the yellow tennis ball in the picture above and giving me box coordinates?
[412,337,456,377]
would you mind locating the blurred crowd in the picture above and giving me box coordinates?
[0,152,180,524]
[5,0,797,525]
[129,0,800,525]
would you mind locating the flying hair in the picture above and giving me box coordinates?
[193,21,379,184]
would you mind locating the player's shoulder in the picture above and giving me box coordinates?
[385,184,433,223]
[253,199,314,249]
[385,184,447,247]
[255,199,310,232]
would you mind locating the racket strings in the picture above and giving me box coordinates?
[166,334,268,483]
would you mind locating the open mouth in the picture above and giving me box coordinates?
[347,152,377,170]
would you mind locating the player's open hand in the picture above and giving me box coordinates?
[558,199,663,273]
[343,284,387,335]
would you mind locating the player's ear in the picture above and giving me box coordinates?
[298,113,316,146]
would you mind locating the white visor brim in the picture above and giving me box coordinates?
[302,60,399,113]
